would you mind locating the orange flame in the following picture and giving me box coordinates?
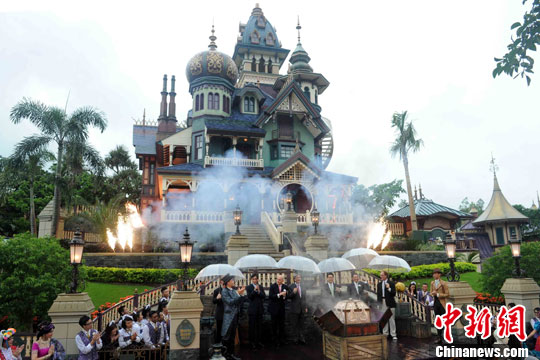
[367,219,392,250]
[107,203,144,251]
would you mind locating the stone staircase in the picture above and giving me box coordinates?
[241,224,284,260]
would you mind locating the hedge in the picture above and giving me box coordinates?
[362,262,477,281]
[85,266,199,284]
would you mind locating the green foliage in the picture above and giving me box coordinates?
[513,204,540,240]
[362,261,477,281]
[481,242,540,296]
[0,233,83,330]
[416,242,445,251]
[389,111,424,161]
[493,0,539,85]
[85,266,198,284]
[456,251,480,263]
[105,146,137,174]
[352,179,405,219]
[459,197,485,215]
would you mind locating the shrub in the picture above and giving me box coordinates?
[85,266,198,284]
[474,292,505,305]
[362,262,476,281]
[481,242,540,296]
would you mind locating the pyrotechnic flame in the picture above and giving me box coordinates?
[367,219,392,250]
[107,203,144,251]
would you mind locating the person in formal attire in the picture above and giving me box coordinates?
[529,307,540,348]
[430,268,449,344]
[157,301,170,340]
[1,329,23,360]
[347,274,367,302]
[406,281,418,298]
[118,316,142,349]
[376,270,397,340]
[212,279,225,343]
[268,275,289,348]
[142,311,166,349]
[159,287,170,305]
[246,274,265,350]
[220,274,246,360]
[116,306,129,328]
[417,283,434,306]
[321,273,341,301]
[75,316,102,360]
[288,274,307,345]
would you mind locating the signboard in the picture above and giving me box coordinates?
[176,319,196,347]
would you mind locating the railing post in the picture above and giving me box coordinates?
[133,288,139,310]
[97,311,103,332]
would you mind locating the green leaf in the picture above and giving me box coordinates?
[511,22,521,30]
[527,75,531,85]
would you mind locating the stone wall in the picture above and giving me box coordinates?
[84,252,227,269]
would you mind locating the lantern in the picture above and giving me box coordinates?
[233,204,243,235]
[311,206,320,234]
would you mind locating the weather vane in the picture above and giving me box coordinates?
[489,153,499,175]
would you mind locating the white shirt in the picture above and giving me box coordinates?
[1,346,21,360]
[381,280,386,297]
[142,322,166,348]
[75,329,103,354]
[118,324,142,348]
[328,283,334,296]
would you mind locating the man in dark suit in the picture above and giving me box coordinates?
[376,270,397,340]
[246,273,266,350]
[212,279,225,343]
[268,274,289,348]
[321,273,342,301]
[288,274,307,345]
[347,273,368,302]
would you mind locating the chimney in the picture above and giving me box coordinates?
[414,185,418,201]
[159,75,168,120]
[168,75,177,121]
[419,184,423,199]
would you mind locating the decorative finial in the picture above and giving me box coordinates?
[208,21,217,50]
[142,109,146,126]
[419,184,423,199]
[296,16,302,44]
[490,153,499,177]
[414,185,418,200]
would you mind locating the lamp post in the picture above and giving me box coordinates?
[69,230,85,293]
[444,232,460,282]
[509,236,524,278]
[179,227,195,290]
[311,206,320,235]
[233,204,243,235]
[286,191,293,211]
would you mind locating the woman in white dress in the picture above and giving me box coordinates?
[117,316,142,349]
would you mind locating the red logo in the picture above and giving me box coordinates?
[464,305,492,340]
[434,303,463,343]
[496,305,526,341]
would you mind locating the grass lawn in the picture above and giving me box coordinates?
[86,282,155,308]
[401,271,483,292]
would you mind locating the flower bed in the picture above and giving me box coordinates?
[474,292,505,305]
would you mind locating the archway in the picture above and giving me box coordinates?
[277,184,313,213]
[227,182,261,224]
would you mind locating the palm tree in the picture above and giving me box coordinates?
[9,140,54,236]
[105,145,137,174]
[390,111,423,232]
[10,97,107,236]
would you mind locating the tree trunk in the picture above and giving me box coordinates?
[402,152,418,231]
[51,141,63,237]
[29,174,36,236]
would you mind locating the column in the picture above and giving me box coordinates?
[168,291,204,360]
[501,278,540,322]
[226,233,249,265]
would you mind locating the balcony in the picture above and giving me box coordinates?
[162,210,225,223]
[270,211,354,225]
[204,156,264,168]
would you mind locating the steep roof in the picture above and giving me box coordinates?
[388,199,472,219]
[473,175,529,225]
[133,125,158,155]
[205,118,266,137]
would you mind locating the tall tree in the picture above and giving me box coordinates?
[352,180,405,219]
[9,139,54,235]
[105,145,137,174]
[390,111,423,231]
[10,98,107,236]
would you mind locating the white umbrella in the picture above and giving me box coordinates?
[342,248,379,269]
[367,255,411,272]
[318,257,356,273]
[277,256,321,274]
[194,264,244,281]
[234,254,278,269]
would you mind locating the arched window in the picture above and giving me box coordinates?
[267,59,273,74]
[304,86,311,102]
[266,33,274,46]
[250,30,259,44]
[258,58,265,73]
[208,93,213,109]
[244,97,249,112]
[223,95,230,114]
[200,93,204,110]
[214,93,220,110]
[195,94,199,111]
[252,57,257,72]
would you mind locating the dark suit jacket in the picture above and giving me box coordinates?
[321,282,341,299]
[288,283,307,314]
[347,281,367,301]
[246,283,266,315]
[212,287,224,320]
[268,283,289,316]
[376,280,396,308]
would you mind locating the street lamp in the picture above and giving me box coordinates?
[311,206,320,235]
[509,237,524,277]
[179,227,195,290]
[444,232,459,282]
[69,229,85,293]
[286,191,293,211]
[233,204,243,235]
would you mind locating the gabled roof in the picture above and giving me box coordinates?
[205,118,266,137]
[473,175,529,225]
[270,151,321,179]
[133,125,158,155]
[388,199,472,219]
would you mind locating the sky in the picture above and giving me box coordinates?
[0,0,539,210]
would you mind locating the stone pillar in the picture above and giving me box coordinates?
[48,293,95,358]
[501,278,540,322]
[168,291,204,360]
[445,282,477,339]
[226,234,249,265]
[282,211,297,233]
[304,234,329,261]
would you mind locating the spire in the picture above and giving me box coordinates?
[419,184,424,199]
[159,74,168,120]
[142,108,146,126]
[208,22,217,50]
[414,185,418,200]
[296,16,302,44]
[251,3,263,16]
[289,18,312,73]
[490,154,501,191]
[168,75,177,120]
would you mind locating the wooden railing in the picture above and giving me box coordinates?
[162,210,224,223]
[62,230,101,243]
[270,211,354,225]
[387,222,404,236]
[261,211,281,251]
[456,238,477,250]
[204,156,264,168]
